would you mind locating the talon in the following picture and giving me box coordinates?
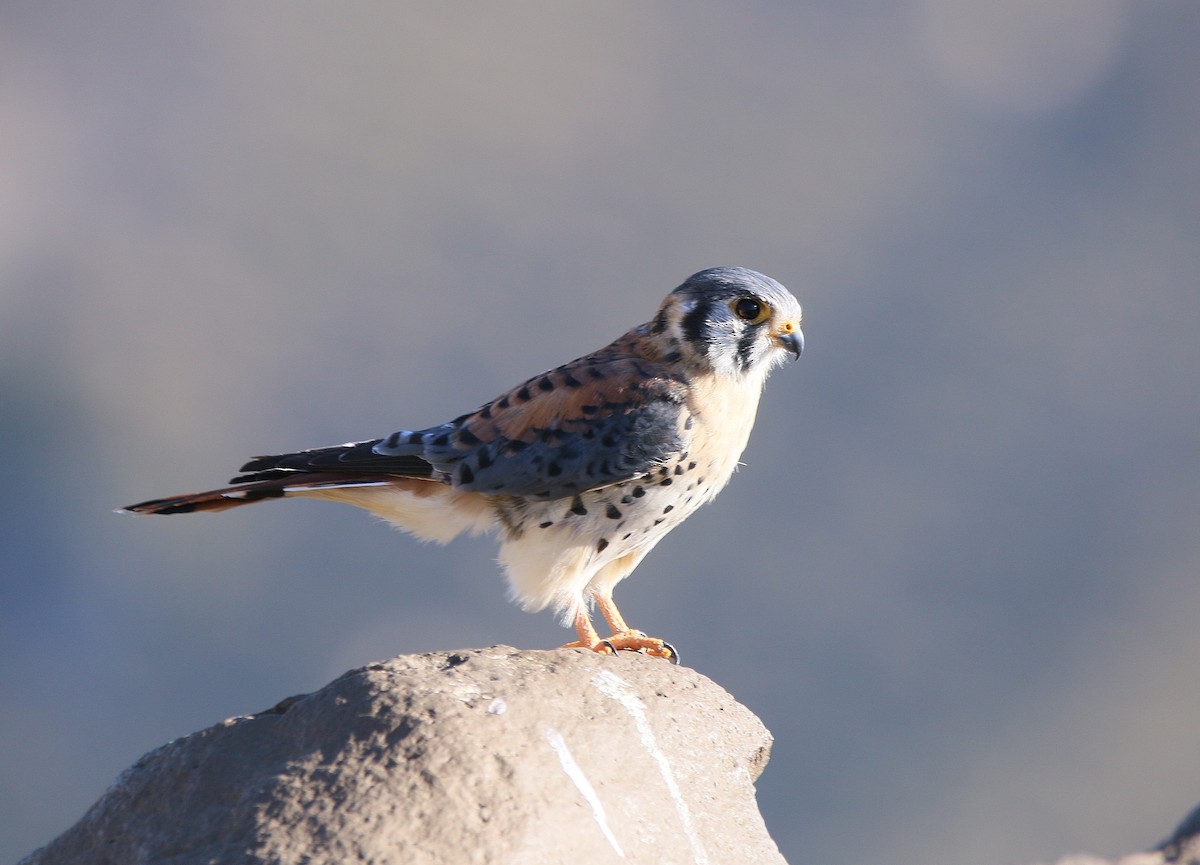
[661,641,680,664]
[598,629,678,661]
[565,609,674,660]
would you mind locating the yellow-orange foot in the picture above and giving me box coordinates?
[563,630,679,663]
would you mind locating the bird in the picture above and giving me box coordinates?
[122,267,804,661]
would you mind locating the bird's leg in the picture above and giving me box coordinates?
[556,551,676,660]
[593,590,678,662]
[595,592,630,634]
[560,601,676,662]
[561,607,608,653]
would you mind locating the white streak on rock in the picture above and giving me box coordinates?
[541,725,624,858]
[592,669,709,865]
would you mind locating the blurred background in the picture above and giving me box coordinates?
[2,3,1198,863]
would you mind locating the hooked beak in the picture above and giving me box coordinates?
[775,325,804,359]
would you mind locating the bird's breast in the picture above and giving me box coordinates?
[678,369,765,499]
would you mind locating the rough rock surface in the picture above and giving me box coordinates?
[20,646,784,865]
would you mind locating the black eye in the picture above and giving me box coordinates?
[733,298,765,322]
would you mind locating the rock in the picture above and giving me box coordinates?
[1039,802,1200,865]
[1156,802,1200,863]
[19,646,785,865]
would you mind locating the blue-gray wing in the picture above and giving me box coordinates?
[376,353,690,499]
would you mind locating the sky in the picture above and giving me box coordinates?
[2,3,1199,863]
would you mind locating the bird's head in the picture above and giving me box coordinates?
[648,267,804,380]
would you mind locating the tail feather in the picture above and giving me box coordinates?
[122,439,439,516]
[120,475,392,515]
[236,440,433,481]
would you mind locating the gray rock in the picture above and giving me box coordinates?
[20,647,785,865]
[1037,802,1200,865]
[1156,802,1200,863]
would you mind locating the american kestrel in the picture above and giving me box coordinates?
[123,267,803,661]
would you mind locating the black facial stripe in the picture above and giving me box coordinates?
[735,324,758,370]
[680,301,711,347]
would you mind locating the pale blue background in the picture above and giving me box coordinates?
[2,3,1199,863]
